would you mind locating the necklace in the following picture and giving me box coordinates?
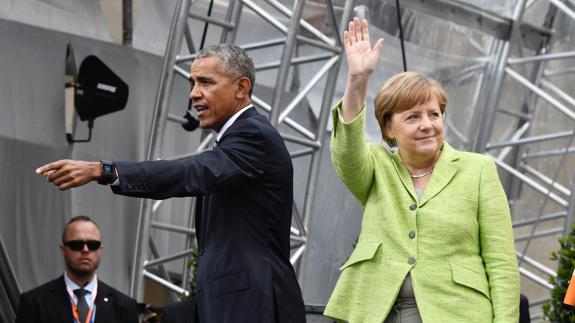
[410,169,433,179]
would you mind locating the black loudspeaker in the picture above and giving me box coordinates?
[75,55,129,121]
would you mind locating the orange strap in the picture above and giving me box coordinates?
[72,302,94,323]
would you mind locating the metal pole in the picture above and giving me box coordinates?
[505,3,558,204]
[269,0,307,126]
[301,63,339,225]
[473,42,510,153]
[122,0,133,46]
[130,0,191,300]
[464,38,499,150]
[180,197,197,291]
[507,51,575,64]
[297,0,355,283]
[473,0,529,153]
[221,0,243,44]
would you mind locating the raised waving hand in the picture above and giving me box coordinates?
[344,17,384,79]
[341,18,384,122]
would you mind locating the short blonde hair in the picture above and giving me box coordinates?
[374,72,447,146]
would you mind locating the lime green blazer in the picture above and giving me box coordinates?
[324,104,519,323]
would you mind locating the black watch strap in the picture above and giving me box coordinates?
[97,160,115,185]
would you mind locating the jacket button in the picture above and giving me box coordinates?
[409,231,416,239]
[409,204,417,211]
[408,257,416,265]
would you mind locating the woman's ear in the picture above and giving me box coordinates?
[236,77,251,99]
[384,122,394,140]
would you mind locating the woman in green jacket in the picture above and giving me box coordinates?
[324,18,520,323]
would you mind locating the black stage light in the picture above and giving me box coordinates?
[75,55,129,121]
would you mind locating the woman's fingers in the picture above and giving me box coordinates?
[346,17,372,46]
[348,20,356,44]
[361,19,370,44]
[373,37,385,52]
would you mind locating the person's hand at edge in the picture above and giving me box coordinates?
[35,159,102,190]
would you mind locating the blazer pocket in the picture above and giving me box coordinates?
[339,242,381,270]
[450,262,491,300]
[210,270,250,298]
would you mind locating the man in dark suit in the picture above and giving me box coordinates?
[15,215,139,323]
[36,44,306,323]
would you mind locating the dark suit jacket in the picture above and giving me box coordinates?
[161,298,197,323]
[15,275,139,323]
[112,107,306,323]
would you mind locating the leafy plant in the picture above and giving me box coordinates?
[180,243,200,300]
[543,226,575,322]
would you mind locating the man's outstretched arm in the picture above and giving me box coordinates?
[36,160,112,190]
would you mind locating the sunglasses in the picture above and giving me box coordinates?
[64,240,102,251]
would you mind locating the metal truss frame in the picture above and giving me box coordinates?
[129,0,355,300]
[129,1,575,319]
[471,0,575,320]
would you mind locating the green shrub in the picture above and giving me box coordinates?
[543,228,575,322]
[180,243,200,300]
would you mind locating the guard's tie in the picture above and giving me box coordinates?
[73,288,89,323]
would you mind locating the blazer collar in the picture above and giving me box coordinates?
[54,276,115,323]
[217,106,258,145]
[232,105,258,124]
[391,142,460,205]
[52,276,75,322]
[216,105,257,142]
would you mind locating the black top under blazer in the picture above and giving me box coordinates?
[111,107,306,323]
[15,276,139,323]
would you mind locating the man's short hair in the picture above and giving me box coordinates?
[196,44,256,96]
[62,215,100,242]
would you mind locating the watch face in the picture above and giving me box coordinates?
[103,164,113,174]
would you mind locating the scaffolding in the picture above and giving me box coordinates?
[473,0,575,319]
[129,0,575,320]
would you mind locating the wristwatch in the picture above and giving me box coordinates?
[97,160,115,185]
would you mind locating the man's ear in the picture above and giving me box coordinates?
[236,77,251,99]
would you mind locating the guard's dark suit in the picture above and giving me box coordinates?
[112,107,306,323]
[15,276,139,323]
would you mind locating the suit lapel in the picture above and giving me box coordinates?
[196,106,258,248]
[52,276,75,323]
[94,281,113,323]
[419,143,460,206]
[390,151,417,201]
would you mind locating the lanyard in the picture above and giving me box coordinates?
[65,279,98,323]
[72,303,95,323]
